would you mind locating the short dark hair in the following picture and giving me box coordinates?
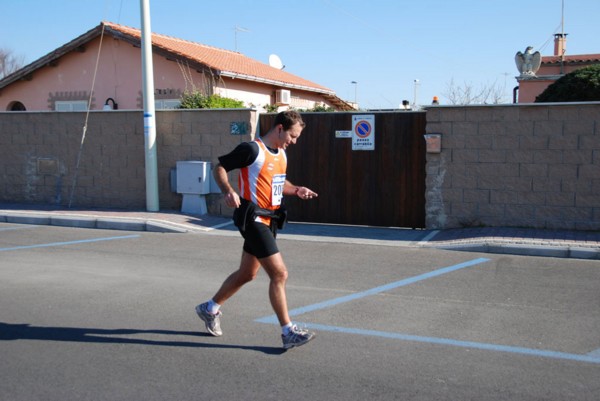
[274,110,305,130]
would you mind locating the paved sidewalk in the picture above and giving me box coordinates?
[1,204,599,260]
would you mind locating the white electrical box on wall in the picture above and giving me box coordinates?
[275,89,291,105]
[176,161,211,195]
[176,161,211,214]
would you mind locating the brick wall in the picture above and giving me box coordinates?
[425,103,600,230]
[0,109,257,214]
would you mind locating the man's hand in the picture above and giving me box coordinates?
[224,191,241,208]
[213,163,240,208]
[296,186,318,200]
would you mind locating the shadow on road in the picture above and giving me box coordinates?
[0,322,285,355]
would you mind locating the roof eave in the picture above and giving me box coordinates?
[218,71,354,110]
[219,71,334,95]
[321,93,356,111]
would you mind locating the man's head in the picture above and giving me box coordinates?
[273,110,305,131]
[270,110,305,150]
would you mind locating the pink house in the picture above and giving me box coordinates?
[0,21,353,112]
[516,34,600,103]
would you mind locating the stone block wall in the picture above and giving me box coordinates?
[425,103,600,230]
[3,105,599,231]
[0,109,256,214]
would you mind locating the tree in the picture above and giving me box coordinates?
[535,64,600,103]
[0,48,25,79]
[442,78,507,105]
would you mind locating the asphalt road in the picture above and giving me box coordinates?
[1,223,599,401]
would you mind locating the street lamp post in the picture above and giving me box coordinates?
[351,81,358,108]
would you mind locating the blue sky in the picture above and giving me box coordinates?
[2,0,599,109]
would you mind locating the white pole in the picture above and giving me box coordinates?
[413,79,420,109]
[140,0,159,211]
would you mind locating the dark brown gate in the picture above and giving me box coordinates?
[259,112,426,228]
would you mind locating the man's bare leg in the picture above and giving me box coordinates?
[213,250,262,305]
[257,252,291,326]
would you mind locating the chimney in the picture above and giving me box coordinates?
[554,33,567,56]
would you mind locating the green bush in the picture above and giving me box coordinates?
[295,104,336,112]
[263,104,279,113]
[306,104,336,112]
[535,64,600,102]
[179,92,245,109]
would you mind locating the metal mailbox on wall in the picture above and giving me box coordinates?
[424,134,442,153]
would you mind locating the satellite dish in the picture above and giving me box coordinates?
[269,54,285,70]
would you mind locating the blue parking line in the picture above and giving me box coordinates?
[0,234,140,252]
[255,257,490,324]
[296,323,600,365]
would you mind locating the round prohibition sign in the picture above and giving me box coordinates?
[355,120,372,138]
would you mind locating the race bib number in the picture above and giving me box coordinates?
[272,174,286,206]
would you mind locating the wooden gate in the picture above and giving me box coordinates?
[259,112,426,228]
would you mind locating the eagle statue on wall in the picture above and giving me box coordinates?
[515,46,542,77]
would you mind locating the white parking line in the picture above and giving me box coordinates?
[417,229,439,245]
[296,323,600,365]
[255,256,600,365]
[256,257,490,324]
[0,234,140,252]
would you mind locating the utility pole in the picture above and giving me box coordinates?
[140,0,159,211]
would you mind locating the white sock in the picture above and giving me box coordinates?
[282,322,294,336]
[207,299,220,314]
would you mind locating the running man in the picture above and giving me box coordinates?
[196,110,318,349]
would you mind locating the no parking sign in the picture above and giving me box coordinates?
[352,114,375,151]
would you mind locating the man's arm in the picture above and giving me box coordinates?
[213,163,241,208]
[283,180,318,200]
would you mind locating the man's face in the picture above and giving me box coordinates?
[279,122,303,150]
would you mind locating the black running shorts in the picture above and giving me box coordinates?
[240,220,279,259]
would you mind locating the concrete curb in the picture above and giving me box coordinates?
[50,216,97,229]
[428,242,600,260]
[5,214,51,225]
[145,220,189,233]
[1,212,185,234]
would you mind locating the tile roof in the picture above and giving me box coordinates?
[542,53,600,65]
[1,21,354,110]
[103,22,334,94]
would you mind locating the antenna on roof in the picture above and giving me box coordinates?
[234,26,250,52]
[269,54,285,70]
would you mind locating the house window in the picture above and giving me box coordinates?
[55,101,88,112]
[8,101,26,111]
[155,99,181,109]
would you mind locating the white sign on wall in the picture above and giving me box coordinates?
[352,114,375,151]
[335,130,352,138]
